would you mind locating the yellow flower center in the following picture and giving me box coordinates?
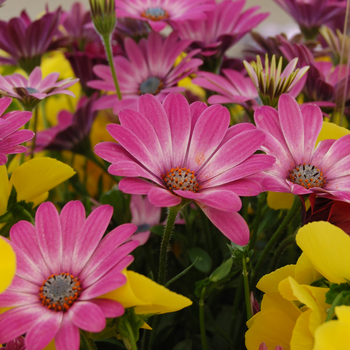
[289,163,326,189]
[162,167,199,192]
[141,7,169,21]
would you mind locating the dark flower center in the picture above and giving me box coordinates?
[25,87,40,94]
[139,77,163,95]
[288,163,326,189]
[162,167,199,193]
[135,223,152,233]
[141,7,169,21]
[39,272,81,312]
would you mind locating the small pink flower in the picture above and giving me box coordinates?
[256,94,350,202]
[115,0,215,32]
[0,201,139,350]
[0,97,33,165]
[259,343,284,350]
[0,337,26,350]
[88,31,203,115]
[95,93,275,245]
[0,67,78,111]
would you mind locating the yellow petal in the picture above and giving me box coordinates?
[10,157,75,207]
[296,222,350,283]
[0,237,16,293]
[103,271,192,315]
[290,309,314,350]
[257,264,296,294]
[316,121,350,146]
[313,306,350,350]
[267,191,295,210]
[0,166,10,216]
[294,253,322,286]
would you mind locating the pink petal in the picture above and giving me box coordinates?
[69,301,106,333]
[148,187,182,207]
[199,205,250,245]
[54,314,80,350]
[118,177,158,194]
[187,104,230,172]
[60,201,86,273]
[35,202,62,274]
[217,177,263,197]
[25,311,62,350]
[90,299,125,318]
[189,101,207,131]
[71,205,113,276]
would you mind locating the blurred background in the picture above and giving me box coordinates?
[0,0,299,56]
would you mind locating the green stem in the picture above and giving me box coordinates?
[326,292,344,322]
[101,33,122,100]
[30,107,38,158]
[199,287,209,350]
[270,234,296,271]
[158,203,184,285]
[248,193,266,251]
[242,256,252,320]
[251,195,301,288]
[124,319,138,350]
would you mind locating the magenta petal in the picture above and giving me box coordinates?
[71,205,113,276]
[148,19,167,31]
[217,178,263,197]
[187,104,230,172]
[9,220,50,278]
[189,101,207,131]
[199,205,250,245]
[175,189,241,212]
[163,93,191,167]
[148,187,182,207]
[90,299,124,318]
[54,314,80,350]
[35,202,62,274]
[69,301,106,332]
[118,178,157,194]
[0,304,46,344]
[0,290,37,307]
[25,311,62,350]
[278,94,304,165]
[60,201,86,273]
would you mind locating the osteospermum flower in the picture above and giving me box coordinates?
[273,0,347,39]
[256,94,350,202]
[0,9,63,73]
[88,31,203,115]
[95,92,275,244]
[192,69,258,106]
[114,0,215,32]
[0,97,33,165]
[0,67,78,111]
[0,201,139,350]
[244,55,309,107]
[173,0,268,59]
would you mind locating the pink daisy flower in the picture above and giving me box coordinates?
[114,0,215,32]
[256,93,350,202]
[88,31,203,115]
[173,0,269,59]
[95,93,275,245]
[0,97,33,165]
[0,201,139,350]
[0,337,25,350]
[192,69,258,105]
[0,67,79,111]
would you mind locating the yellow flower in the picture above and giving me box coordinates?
[103,270,192,315]
[0,157,75,216]
[0,237,16,294]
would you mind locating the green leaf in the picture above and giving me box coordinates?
[325,283,350,305]
[165,257,198,287]
[189,247,212,274]
[209,258,233,283]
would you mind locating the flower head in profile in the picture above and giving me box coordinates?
[244,55,309,107]
[0,67,78,111]
[115,0,215,32]
[0,9,63,73]
[88,31,203,115]
[0,97,34,165]
[95,92,275,245]
[273,0,347,39]
[173,0,268,59]
[256,94,350,202]
[193,69,258,106]
[0,201,139,350]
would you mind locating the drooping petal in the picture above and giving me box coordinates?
[148,187,182,207]
[118,177,158,194]
[90,299,124,318]
[54,314,80,350]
